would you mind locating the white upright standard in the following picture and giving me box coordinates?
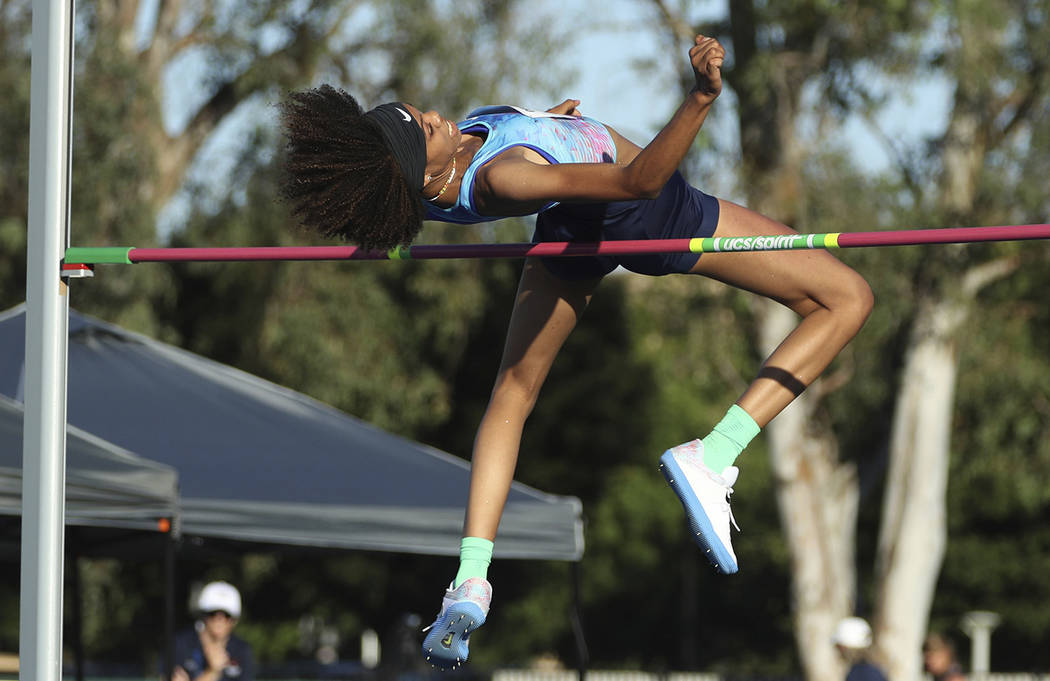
[21,0,73,679]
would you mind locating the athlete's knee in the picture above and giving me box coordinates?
[490,364,546,414]
[834,268,874,330]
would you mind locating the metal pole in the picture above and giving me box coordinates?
[570,561,588,681]
[69,538,85,681]
[164,529,176,681]
[21,0,73,679]
[961,611,1001,676]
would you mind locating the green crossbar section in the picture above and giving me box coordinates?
[65,247,133,264]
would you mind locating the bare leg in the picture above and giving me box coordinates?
[463,259,602,540]
[691,200,874,426]
[657,200,872,574]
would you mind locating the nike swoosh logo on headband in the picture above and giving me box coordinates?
[396,107,412,122]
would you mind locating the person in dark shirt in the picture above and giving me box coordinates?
[834,617,888,681]
[172,581,256,681]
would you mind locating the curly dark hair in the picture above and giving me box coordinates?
[278,85,425,251]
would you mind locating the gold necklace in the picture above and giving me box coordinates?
[426,156,457,202]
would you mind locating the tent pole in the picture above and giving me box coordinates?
[21,0,74,680]
[69,536,85,681]
[570,561,588,681]
[163,529,176,681]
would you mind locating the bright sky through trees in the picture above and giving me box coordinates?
[548,0,952,174]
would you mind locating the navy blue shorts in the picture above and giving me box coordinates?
[532,170,720,280]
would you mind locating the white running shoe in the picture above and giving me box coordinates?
[659,439,740,574]
[421,578,492,670]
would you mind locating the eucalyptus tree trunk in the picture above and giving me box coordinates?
[692,0,869,675]
[870,12,1030,665]
[742,53,859,680]
[872,258,1017,681]
[760,302,858,681]
[871,294,958,681]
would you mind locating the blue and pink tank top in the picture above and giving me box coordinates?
[424,106,618,224]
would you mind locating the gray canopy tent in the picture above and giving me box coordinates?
[0,303,583,559]
[3,303,586,678]
[1,392,179,679]
[0,393,178,540]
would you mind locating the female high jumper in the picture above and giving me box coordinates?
[278,34,873,670]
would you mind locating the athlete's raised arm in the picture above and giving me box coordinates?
[475,35,724,212]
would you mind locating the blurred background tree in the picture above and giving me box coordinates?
[644,0,1050,679]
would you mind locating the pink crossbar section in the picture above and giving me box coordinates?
[837,224,1050,248]
[122,224,1050,262]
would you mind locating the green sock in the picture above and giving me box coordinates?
[454,537,494,588]
[702,404,761,474]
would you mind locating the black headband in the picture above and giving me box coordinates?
[364,103,426,195]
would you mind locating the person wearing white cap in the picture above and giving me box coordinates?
[833,616,887,681]
[172,581,256,681]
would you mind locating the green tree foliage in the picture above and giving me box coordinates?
[895,1,1050,666]
[0,561,17,654]
[69,8,172,332]
[0,0,32,310]
[644,0,1050,675]
[935,245,1050,669]
[1,0,578,671]
[164,165,510,433]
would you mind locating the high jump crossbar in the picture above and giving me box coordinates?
[63,223,1050,267]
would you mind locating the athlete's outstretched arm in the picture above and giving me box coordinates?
[477,35,725,207]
